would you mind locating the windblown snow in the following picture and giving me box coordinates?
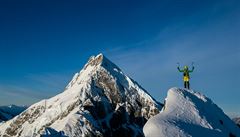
[0,53,161,137]
[143,87,240,137]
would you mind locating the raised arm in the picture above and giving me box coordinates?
[189,66,194,73]
[177,67,184,72]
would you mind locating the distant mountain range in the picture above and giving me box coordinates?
[0,105,27,122]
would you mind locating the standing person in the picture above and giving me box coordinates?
[177,63,194,89]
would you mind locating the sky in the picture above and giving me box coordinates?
[0,0,239,117]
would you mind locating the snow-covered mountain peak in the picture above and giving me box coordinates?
[84,53,104,68]
[0,54,161,137]
[83,53,119,71]
[144,87,240,137]
[65,53,121,90]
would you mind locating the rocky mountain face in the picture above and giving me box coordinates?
[0,54,162,137]
[143,87,240,137]
[0,105,27,122]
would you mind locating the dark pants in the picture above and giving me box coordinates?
[184,81,190,89]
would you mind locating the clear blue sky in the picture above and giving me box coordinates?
[0,0,239,116]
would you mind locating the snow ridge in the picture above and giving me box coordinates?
[143,87,240,137]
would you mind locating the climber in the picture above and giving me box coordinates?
[177,63,194,89]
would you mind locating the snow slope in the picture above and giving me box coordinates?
[143,87,240,137]
[0,105,27,122]
[0,53,162,137]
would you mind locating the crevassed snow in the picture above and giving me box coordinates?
[143,87,240,137]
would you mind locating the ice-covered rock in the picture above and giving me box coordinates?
[0,53,162,137]
[143,87,240,137]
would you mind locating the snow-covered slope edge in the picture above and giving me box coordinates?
[143,87,240,137]
[0,53,162,137]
